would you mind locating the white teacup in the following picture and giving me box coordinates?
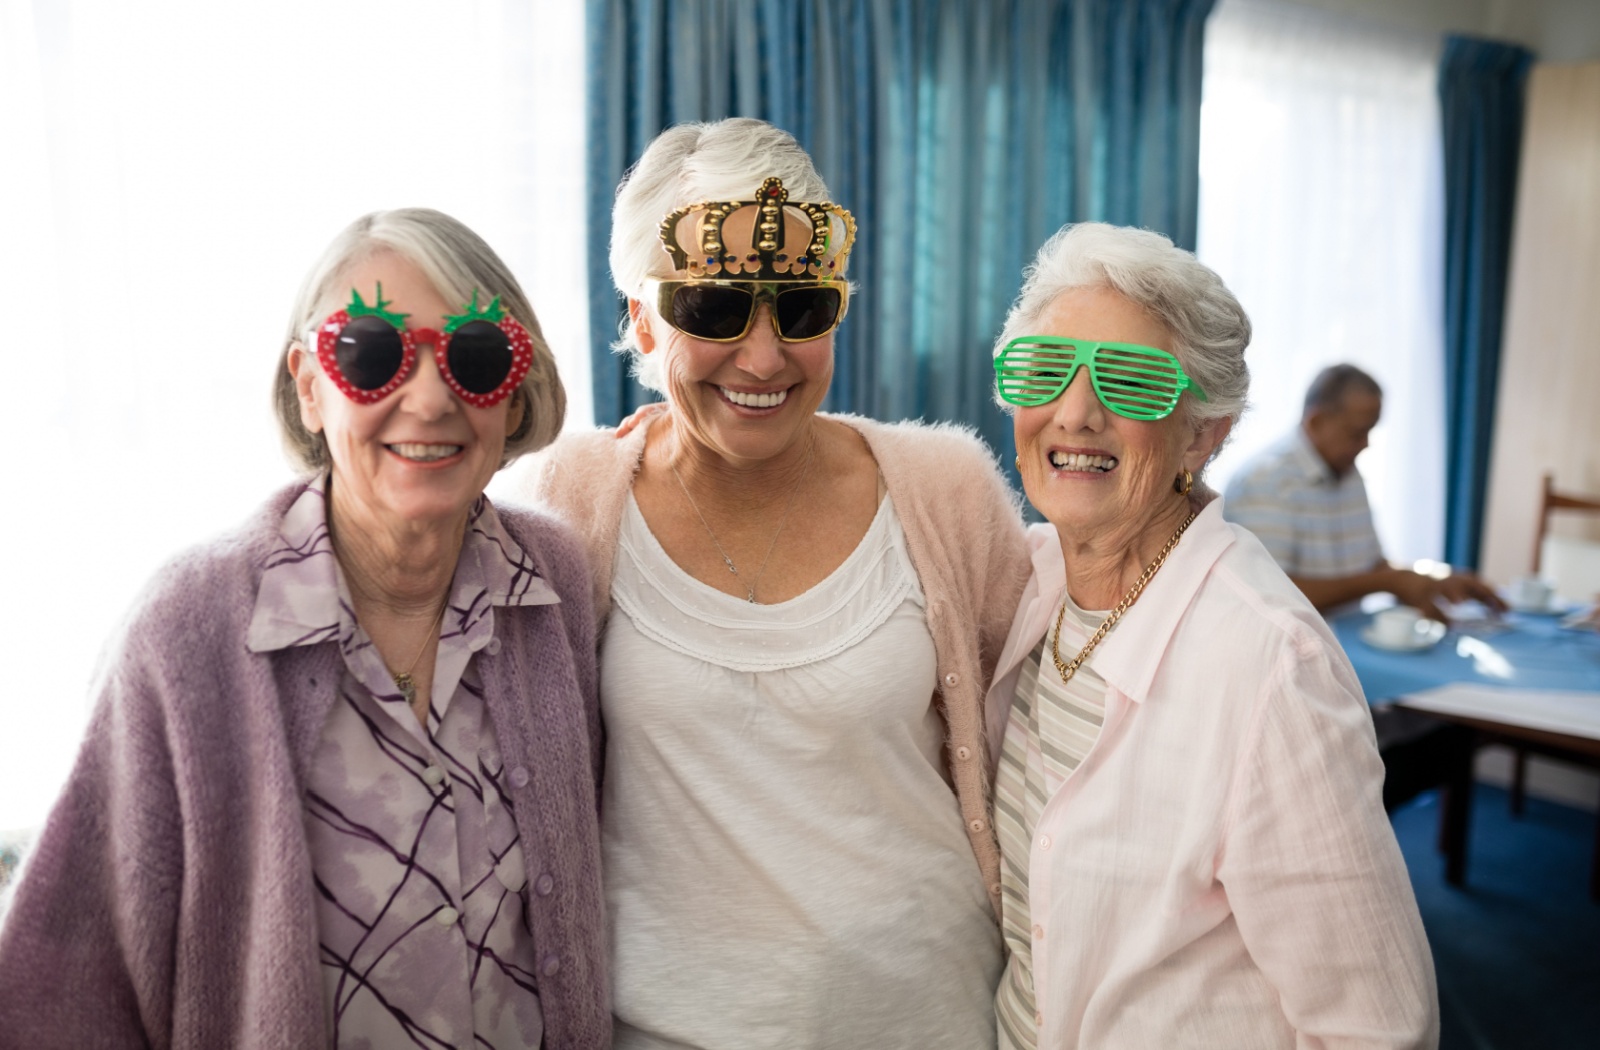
[1372,606,1424,645]
[1508,576,1553,609]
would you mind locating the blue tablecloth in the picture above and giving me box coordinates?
[1329,610,1600,704]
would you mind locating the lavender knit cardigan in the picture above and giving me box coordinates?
[0,484,609,1049]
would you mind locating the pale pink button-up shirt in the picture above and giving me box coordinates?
[986,500,1438,1049]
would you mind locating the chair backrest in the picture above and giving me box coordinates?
[1533,473,1600,601]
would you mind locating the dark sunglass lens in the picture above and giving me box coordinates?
[445,321,514,394]
[336,315,405,390]
[776,287,842,340]
[672,285,755,340]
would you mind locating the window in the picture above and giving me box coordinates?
[0,0,587,833]
[1198,0,1446,567]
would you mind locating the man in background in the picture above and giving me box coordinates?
[1223,363,1504,622]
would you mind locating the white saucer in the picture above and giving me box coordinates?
[1360,620,1447,652]
[1507,597,1569,616]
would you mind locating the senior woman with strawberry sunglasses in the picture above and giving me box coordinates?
[0,209,608,1049]
[987,222,1437,1049]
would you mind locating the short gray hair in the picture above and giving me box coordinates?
[994,222,1251,442]
[1303,363,1381,417]
[609,118,837,392]
[273,208,565,473]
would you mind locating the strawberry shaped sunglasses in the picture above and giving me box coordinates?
[315,285,534,408]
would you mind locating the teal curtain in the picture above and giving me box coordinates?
[587,0,1216,466]
[1438,35,1533,568]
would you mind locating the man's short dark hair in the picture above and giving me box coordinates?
[1303,364,1382,417]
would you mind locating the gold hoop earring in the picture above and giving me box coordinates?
[1174,469,1194,496]
[1015,456,1022,470]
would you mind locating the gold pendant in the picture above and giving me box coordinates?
[393,672,416,705]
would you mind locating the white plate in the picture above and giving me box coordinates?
[1360,620,1447,652]
[1507,596,1571,616]
[1558,607,1599,632]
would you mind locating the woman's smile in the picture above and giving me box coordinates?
[384,441,466,465]
[717,385,791,410]
[1046,448,1119,474]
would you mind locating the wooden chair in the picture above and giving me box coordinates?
[1531,473,1600,601]
[1509,474,1600,833]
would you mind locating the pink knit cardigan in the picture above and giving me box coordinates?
[0,484,610,1050]
[508,413,1031,913]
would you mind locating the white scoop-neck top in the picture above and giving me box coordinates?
[601,492,1001,1049]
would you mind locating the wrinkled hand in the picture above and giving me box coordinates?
[1389,568,1507,623]
[614,400,668,438]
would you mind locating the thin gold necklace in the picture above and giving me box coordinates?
[1051,508,1197,685]
[669,434,816,604]
[392,599,449,707]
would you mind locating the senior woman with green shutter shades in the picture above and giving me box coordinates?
[986,222,1437,1048]
[513,117,1031,1048]
[0,209,607,1048]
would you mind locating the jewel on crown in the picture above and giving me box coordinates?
[656,176,857,281]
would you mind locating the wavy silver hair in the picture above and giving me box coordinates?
[994,222,1251,451]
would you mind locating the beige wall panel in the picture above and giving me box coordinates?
[1481,63,1600,584]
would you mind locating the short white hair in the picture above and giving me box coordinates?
[994,222,1250,440]
[609,118,838,392]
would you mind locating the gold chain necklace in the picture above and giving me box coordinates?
[1051,509,1198,685]
[392,600,449,707]
[669,434,816,604]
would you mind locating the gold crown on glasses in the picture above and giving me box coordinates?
[657,176,857,281]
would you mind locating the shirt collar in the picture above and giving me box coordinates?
[1047,499,1237,705]
[1288,426,1338,486]
[246,474,557,654]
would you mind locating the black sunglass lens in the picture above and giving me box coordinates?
[672,285,755,340]
[445,321,514,395]
[336,315,405,390]
[776,287,842,340]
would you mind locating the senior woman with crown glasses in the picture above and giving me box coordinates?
[985,222,1438,1049]
[510,118,1030,1048]
[0,209,608,1048]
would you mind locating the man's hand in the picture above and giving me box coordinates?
[1386,568,1507,623]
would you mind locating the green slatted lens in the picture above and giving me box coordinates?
[994,336,1206,420]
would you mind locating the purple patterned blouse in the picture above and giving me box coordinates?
[245,477,560,1049]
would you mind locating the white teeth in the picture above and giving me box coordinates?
[1047,452,1118,472]
[389,443,462,462]
[721,387,788,409]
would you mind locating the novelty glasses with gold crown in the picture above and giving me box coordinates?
[994,336,1207,421]
[649,175,856,343]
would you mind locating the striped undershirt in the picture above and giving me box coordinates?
[994,596,1109,1050]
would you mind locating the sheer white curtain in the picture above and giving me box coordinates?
[0,0,587,833]
[1199,0,1446,567]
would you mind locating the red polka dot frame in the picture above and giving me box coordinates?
[314,293,534,409]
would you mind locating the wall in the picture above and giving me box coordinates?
[1478,61,1600,812]
[1480,63,1600,585]
[1283,0,1600,60]
[1486,0,1600,62]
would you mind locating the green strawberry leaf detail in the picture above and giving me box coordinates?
[346,283,410,327]
[442,290,507,334]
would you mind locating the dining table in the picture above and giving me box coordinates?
[1329,605,1600,897]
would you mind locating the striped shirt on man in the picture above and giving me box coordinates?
[1221,428,1384,578]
